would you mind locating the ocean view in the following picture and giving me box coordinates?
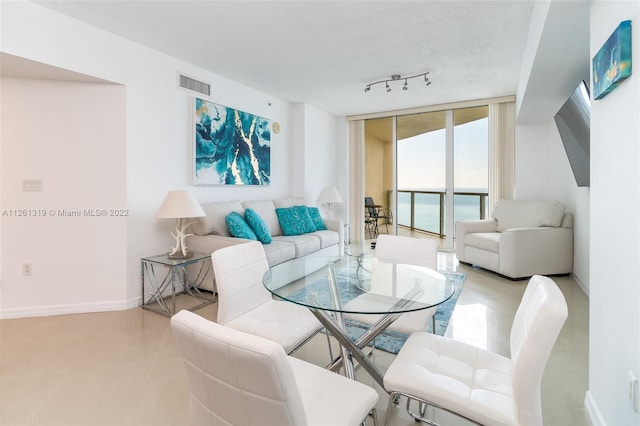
[396,189,488,234]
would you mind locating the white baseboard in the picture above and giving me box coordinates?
[572,272,590,297]
[0,298,141,319]
[0,291,192,319]
[585,391,605,426]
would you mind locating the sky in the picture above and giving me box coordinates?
[397,118,488,191]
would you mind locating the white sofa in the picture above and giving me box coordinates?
[455,199,573,279]
[187,197,343,291]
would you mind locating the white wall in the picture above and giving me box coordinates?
[1,79,127,316]
[514,0,592,293]
[0,2,341,317]
[587,2,640,424]
[515,120,590,291]
[294,103,345,220]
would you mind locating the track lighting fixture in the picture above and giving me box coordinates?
[364,72,431,93]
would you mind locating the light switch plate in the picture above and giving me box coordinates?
[22,179,43,192]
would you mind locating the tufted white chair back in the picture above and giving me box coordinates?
[374,234,438,268]
[212,241,272,325]
[171,310,307,425]
[358,234,439,335]
[510,275,568,425]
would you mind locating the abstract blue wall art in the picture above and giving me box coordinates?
[194,98,271,185]
[592,20,632,100]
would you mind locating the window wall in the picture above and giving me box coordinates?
[352,98,514,246]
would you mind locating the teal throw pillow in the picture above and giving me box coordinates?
[225,212,257,241]
[307,206,327,230]
[294,205,316,233]
[244,208,272,244]
[276,206,316,236]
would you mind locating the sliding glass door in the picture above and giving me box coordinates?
[364,117,394,237]
[453,107,489,230]
[396,111,447,237]
[396,106,488,249]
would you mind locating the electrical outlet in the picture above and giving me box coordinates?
[23,263,32,276]
[629,371,638,412]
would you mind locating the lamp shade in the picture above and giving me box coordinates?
[156,190,206,219]
[317,187,343,204]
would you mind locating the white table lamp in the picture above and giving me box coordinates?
[317,187,343,215]
[157,190,206,259]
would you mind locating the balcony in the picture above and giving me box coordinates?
[396,190,488,238]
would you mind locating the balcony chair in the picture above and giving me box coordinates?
[383,275,568,426]
[171,310,379,426]
[343,235,439,340]
[365,196,393,239]
[211,241,327,355]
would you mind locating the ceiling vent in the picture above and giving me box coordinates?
[178,74,210,96]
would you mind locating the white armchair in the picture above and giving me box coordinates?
[455,199,574,279]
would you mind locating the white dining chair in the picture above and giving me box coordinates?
[383,275,568,426]
[171,310,379,426]
[211,241,324,355]
[344,235,439,335]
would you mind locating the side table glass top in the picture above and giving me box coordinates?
[262,255,455,315]
[141,252,211,267]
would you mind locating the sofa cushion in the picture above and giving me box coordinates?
[276,206,316,236]
[244,208,272,244]
[225,212,257,240]
[491,200,566,232]
[192,200,244,236]
[312,230,339,248]
[261,240,296,266]
[465,232,501,253]
[242,200,283,236]
[307,207,327,231]
[272,235,321,257]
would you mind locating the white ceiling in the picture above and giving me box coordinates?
[28,0,538,117]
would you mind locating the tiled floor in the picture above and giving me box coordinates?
[0,251,590,425]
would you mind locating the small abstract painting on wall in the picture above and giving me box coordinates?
[592,20,632,100]
[193,98,271,185]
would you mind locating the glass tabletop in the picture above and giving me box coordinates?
[262,254,456,315]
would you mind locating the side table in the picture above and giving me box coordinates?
[141,252,215,316]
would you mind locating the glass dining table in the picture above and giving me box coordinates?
[262,254,456,388]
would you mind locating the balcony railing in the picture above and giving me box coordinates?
[396,190,489,238]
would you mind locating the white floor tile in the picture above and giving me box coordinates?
[0,251,589,426]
